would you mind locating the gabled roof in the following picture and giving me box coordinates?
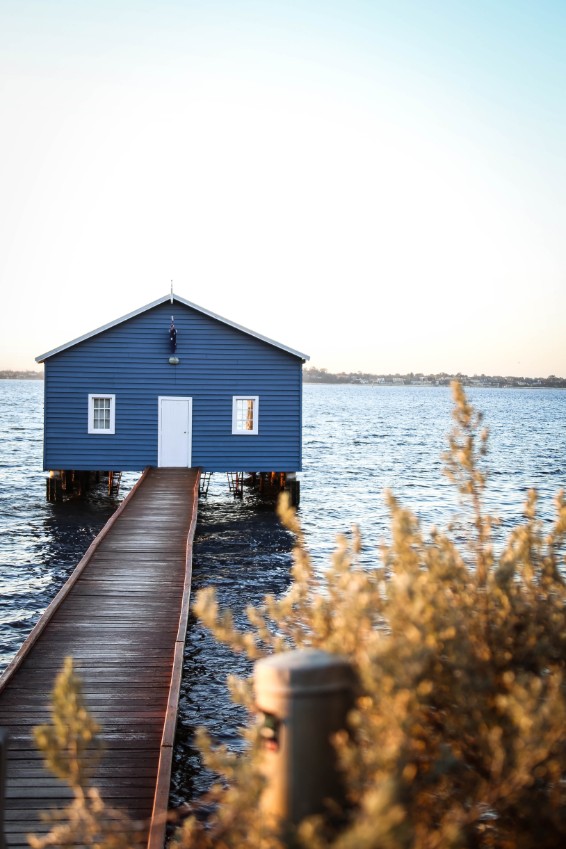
[36,294,310,363]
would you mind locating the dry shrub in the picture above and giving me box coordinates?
[185,382,566,849]
[30,657,144,849]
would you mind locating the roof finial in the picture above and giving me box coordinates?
[170,280,174,304]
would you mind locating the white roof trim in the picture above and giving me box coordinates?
[36,294,310,363]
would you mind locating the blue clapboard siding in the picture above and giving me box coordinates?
[42,300,304,472]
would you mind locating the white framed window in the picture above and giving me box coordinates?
[232,396,259,435]
[88,394,115,434]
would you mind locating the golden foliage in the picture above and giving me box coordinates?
[186,382,566,849]
[33,656,102,798]
[29,656,144,849]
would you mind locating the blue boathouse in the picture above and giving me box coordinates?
[36,294,309,500]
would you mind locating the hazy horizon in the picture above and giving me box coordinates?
[2,365,565,382]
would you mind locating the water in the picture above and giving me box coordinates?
[0,380,564,810]
[301,385,565,557]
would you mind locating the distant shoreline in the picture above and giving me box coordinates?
[0,371,43,380]
[303,368,566,389]
[1,369,565,390]
[305,380,565,390]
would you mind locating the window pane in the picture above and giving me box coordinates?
[88,394,115,435]
[235,398,255,431]
[232,396,258,435]
[246,399,254,430]
[93,397,111,430]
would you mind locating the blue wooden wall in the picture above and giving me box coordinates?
[42,300,304,472]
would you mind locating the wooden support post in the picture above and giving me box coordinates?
[286,479,300,507]
[46,470,100,501]
[46,471,63,502]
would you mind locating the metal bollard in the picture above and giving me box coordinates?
[0,729,8,849]
[254,648,355,826]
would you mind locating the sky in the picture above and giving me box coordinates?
[1,0,565,378]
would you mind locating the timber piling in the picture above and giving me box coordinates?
[0,467,199,848]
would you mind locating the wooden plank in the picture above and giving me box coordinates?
[148,468,200,849]
[0,467,200,847]
[0,468,152,691]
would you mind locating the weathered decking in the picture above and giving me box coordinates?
[0,467,200,848]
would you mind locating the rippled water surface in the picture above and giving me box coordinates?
[0,380,564,810]
[302,385,565,557]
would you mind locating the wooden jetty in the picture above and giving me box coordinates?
[0,467,200,848]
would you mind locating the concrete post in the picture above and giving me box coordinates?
[0,729,8,849]
[254,649,355,826]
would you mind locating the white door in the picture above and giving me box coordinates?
[158,397,192,467]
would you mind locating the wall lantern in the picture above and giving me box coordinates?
[168,316,179,365]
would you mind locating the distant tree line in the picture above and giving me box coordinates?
[2,367,564,388]
[303,366,566,388]
[0,370,43,380]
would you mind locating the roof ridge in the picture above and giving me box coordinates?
[36,294,309,363]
